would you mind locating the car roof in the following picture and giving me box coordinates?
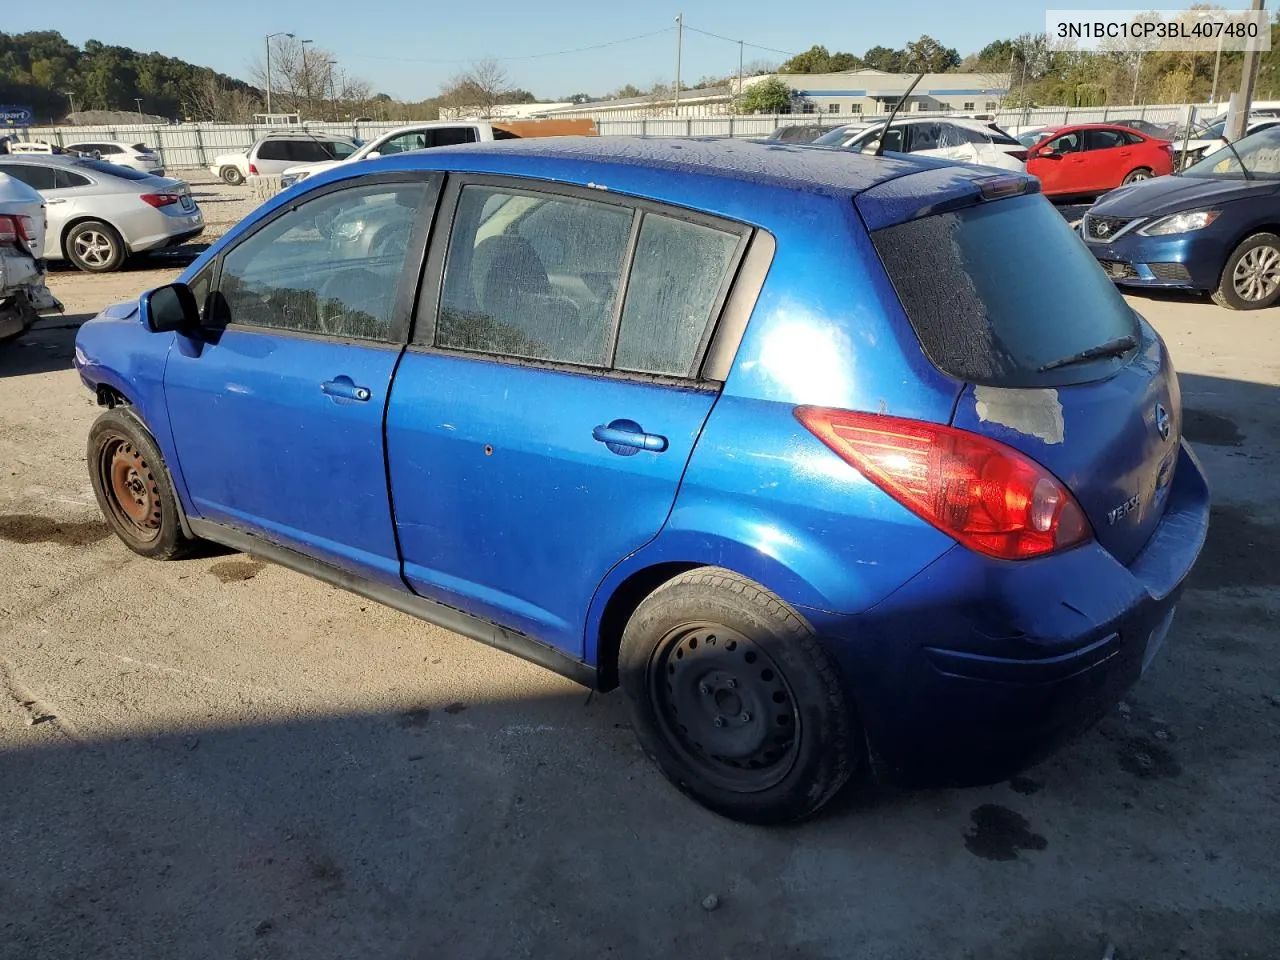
[393,136,939,198]
[0,153,86,166]
[258,130,357,141]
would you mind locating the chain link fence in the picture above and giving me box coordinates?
[16,103,1220,171]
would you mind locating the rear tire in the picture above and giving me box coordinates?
[1121,167,1153,184]
[619,567,857,824]
[220,165,245,186]
[1212,232,1280,310]
[65,220,125,273]
[87,407,199,560]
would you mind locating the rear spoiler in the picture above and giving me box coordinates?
[856,166,1040,232]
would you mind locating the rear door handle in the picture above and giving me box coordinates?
[321,375,371,402]
[593,419,668,455]
[45,198,66,204]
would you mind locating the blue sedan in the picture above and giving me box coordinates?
[73,138,1208,823]
[1082,125,1280,309]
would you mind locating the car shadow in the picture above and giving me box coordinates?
[0,313,92,378]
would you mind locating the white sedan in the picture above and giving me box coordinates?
[814,117,1029,172]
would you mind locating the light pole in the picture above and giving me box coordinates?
[134,98,144,121]
[264,31,294,115]
[64,90,78,120]
[300,39,314,117]
[673,13,683,116]
[326,60,338,121]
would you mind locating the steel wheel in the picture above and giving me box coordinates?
[1232,244,1280,303]
[97,435,162,544]
[73,229,117,269]
[648,621,800,792]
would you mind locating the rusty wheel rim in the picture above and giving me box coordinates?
[99,436,162,542]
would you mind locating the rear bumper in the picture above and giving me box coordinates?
[808,441,1209,787]
[128,219,205,254]
[1085,229,1229,291]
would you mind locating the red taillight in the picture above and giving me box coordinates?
[0,213,33,245]
[141,192,181,208]
[248,162,259,175]
[795,407,1092,560]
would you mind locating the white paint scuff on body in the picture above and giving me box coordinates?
[974,386,1064,445]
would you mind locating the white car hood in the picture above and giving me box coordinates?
[282,159,343,178]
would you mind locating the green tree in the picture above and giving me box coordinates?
[780,44,861,73]
[903,35,961,72]
[737,76,793,113]
[862,45,904,72]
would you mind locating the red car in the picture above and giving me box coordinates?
[1024,124,1174,199]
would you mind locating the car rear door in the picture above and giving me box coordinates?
[162,174,438,586]
[385,177,751,656]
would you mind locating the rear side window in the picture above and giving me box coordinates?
[328,141,358,159]
[491,128,521,141]
[1085,129,1127,150]
[614,216,740,376]
[131,143,150,152]
[54,169,91,188]
[432,127,477,147]
[1122,131,1145,145]
[870,194,1139,387]
[256,140,289,161]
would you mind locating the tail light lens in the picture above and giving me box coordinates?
[0,213,34,246]
[795,407,1092,560]
[248,162,259,175]
[141,193,181,208]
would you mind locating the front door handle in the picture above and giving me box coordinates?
[321,375,371,402]
[593,419,668,456]
[45,198,66,204]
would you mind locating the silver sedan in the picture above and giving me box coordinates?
[0,155,204,272]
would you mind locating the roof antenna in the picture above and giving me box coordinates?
[873,72,925,157]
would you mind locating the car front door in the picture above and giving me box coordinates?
[385,178,750,656]
[1028,131,1084,195]
[162,174,438,586]
[1081,128,1130,191]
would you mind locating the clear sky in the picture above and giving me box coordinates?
[3,0,1228,101]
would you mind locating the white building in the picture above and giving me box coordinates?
[536,70,1010,121]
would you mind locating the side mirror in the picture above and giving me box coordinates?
[142,282,200,333]
[1038,150,1062,160]
[364,149,381,160]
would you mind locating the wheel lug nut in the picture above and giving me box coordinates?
[726,678,738,689]
[713,716,725,728]
[698,683,710,695]
[739,712,751,723]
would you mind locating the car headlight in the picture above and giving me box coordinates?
[1138,210,1221,236]
[280,171,308,188]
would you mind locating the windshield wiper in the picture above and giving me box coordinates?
[1223,138,1255,180]
[1037,335,1137,372]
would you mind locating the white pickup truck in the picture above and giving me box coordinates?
[0,173,62,343]
[278,118,599,189]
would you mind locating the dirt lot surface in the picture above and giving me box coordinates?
[1,185,1278,958]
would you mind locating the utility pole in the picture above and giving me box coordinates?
[301,39,313,117]
[64,90,77,120]
[1131,50,1143,105]
[1210,33,1224,103]
[134,98,144,120]
[264,31,295,115]
[1226,0,1266,141]
[674,13,683,116]
[738,39,744,97]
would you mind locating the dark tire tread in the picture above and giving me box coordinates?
[620,566,856,823]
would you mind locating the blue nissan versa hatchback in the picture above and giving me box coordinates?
[74,138,1209,823]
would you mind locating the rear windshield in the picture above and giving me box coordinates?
[870,194,1139,387]
[74,159,153,181]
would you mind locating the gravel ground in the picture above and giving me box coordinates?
[1,190,1278,959]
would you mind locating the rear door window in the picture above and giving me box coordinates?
[54,168,92,188]
[0,163,56,190]
[256,140,289,161]
[1084,129,1126,151]
[870,194,1139,387]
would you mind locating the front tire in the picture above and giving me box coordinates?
[87,407,198,560]
[65,220,125,273]
[220,165,245,186]
[1213,232,1280,310]
[619,567,857,824]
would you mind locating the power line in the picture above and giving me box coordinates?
[682,25,797,59]
[342,27,676,65]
